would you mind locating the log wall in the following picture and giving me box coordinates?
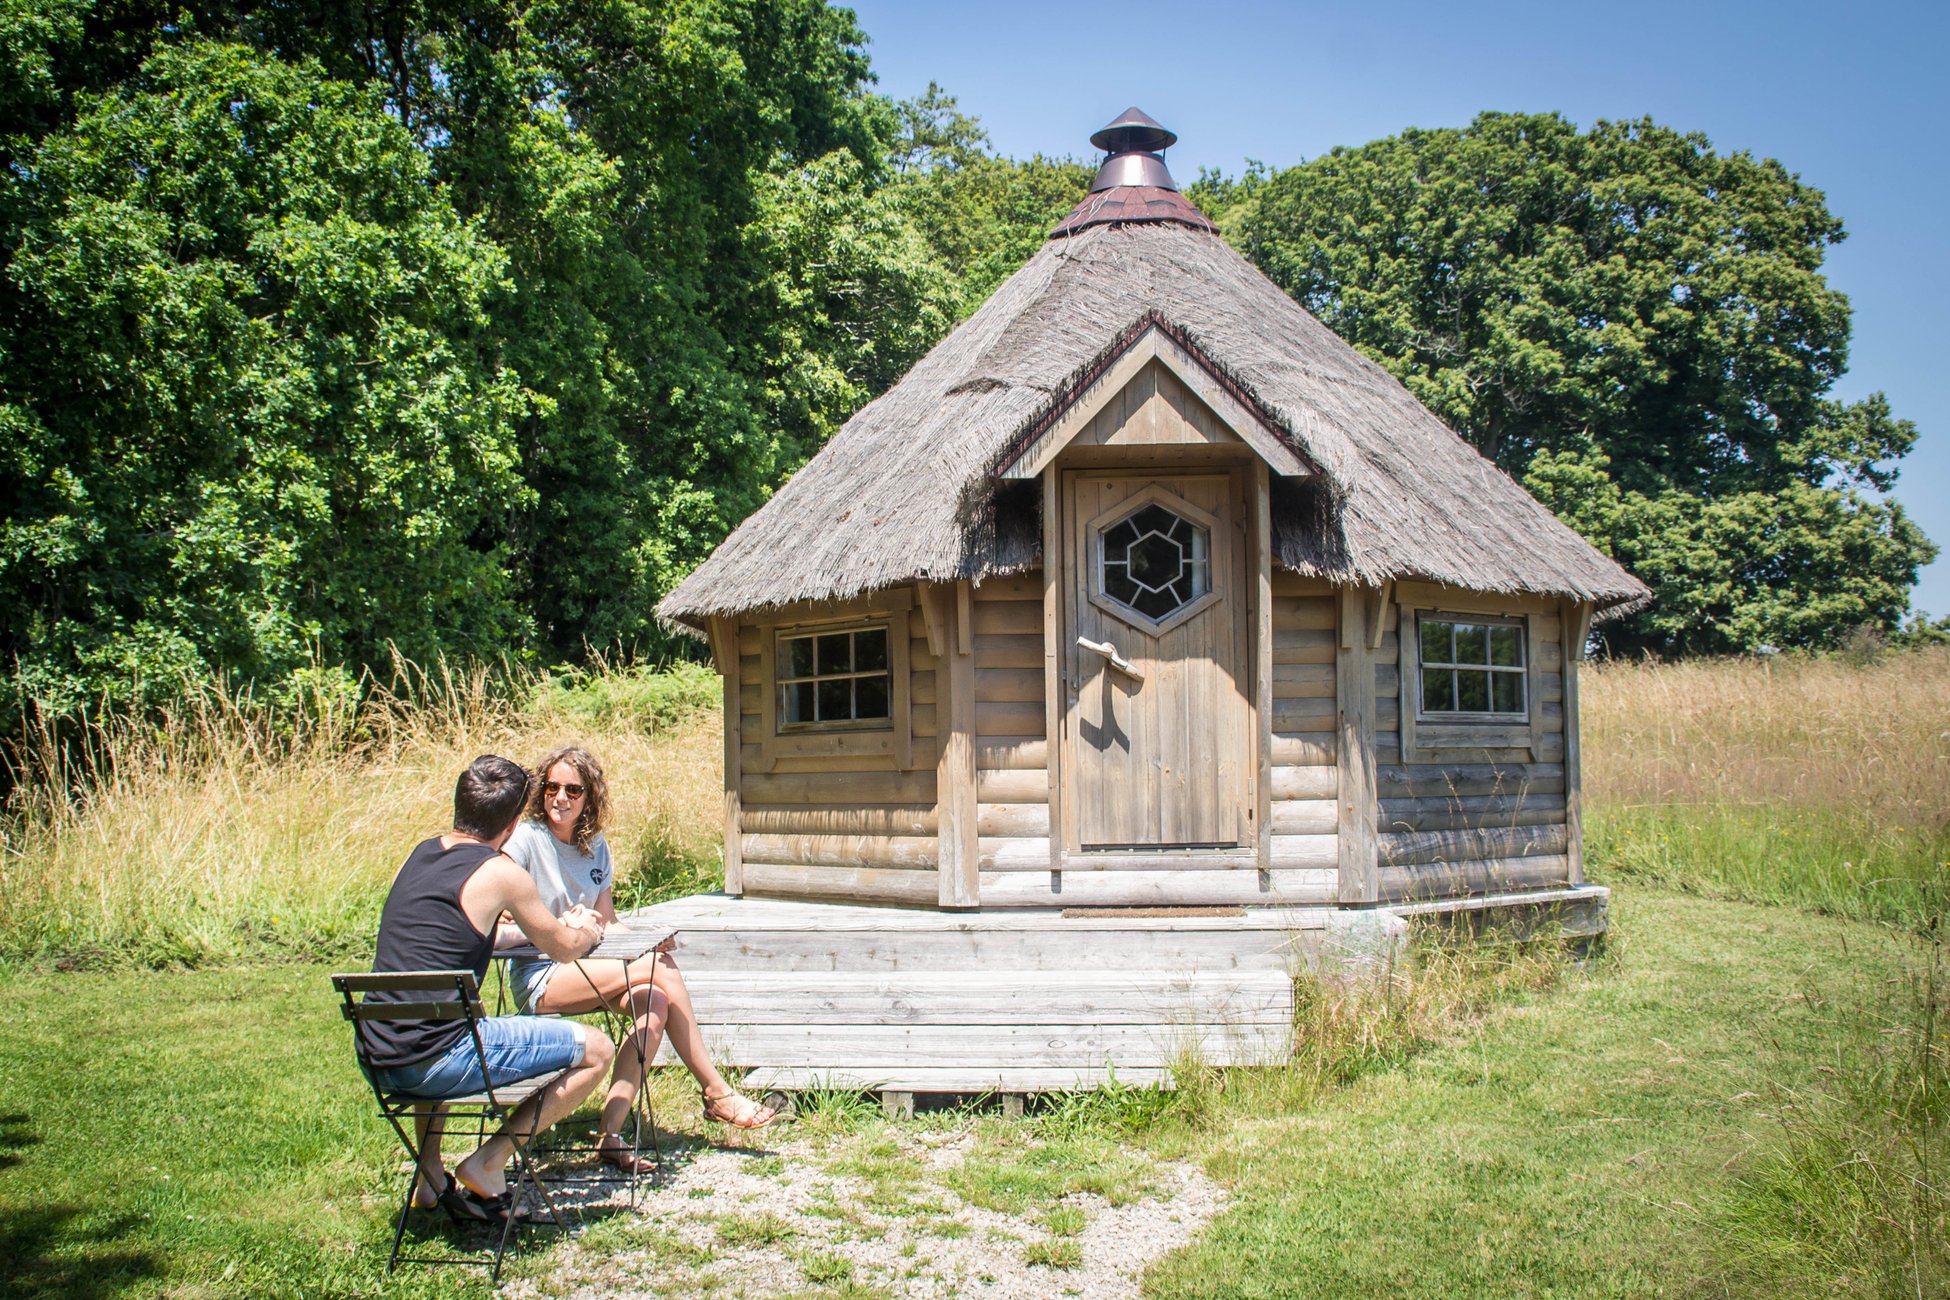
[1371,587,1574,903]
[971,574,1053,878]
[1269,572,1340,886]
[736,595,941,905]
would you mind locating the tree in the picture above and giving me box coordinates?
[1,0,959,726]
[0,41,528,723]
[1217,113,1934,654]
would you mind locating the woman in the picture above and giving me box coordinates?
[504,744,775,1170]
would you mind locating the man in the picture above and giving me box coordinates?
[362,754,655,1220]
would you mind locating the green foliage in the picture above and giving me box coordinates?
[536,658,721,733]
[886,88,1091,319]
[1717,920,1949,1296]
[0,1,957,731]
[1,39,530,725]
[1222,112,1935,654]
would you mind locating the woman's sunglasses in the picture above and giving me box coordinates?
[542,780,586,799]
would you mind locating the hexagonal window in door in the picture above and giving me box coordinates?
[1099,501,1212,623]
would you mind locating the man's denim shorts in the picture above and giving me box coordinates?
[371,1015,584,1099]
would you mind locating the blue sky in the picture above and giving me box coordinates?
[849,0,1950,619]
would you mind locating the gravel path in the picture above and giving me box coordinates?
[504,1120,1228,1299]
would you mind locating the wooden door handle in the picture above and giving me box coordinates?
[1076,636,1144,682]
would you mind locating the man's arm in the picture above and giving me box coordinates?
[462,857,602,963]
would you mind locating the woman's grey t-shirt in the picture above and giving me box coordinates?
[504,819,613,916]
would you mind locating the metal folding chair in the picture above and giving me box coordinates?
[331,969,572,1282]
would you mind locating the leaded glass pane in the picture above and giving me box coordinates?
[785,637,815,678]
[1421,619,1451,665]
[854,674,890,719]
[815,634,850,675]
[1097,500,1210,623]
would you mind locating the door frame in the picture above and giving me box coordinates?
[1048,463,1264,867]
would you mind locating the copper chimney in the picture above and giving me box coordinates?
[1089,107,1180,192]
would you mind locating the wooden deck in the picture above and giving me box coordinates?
[631,887,1606,1096]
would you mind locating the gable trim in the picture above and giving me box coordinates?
[993,312,1316,481]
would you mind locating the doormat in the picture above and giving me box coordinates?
[1060,906,1248,918]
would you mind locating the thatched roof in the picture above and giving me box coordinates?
[659,216,1647,629]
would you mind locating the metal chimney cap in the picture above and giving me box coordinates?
[1091,152,1176,192]
[1089,107,1177,155]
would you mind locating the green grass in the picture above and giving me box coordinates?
[3,891,1932,1297]
[1143,890,1931,1298]
[1588,802,1949,927]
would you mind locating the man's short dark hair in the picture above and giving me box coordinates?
[454,755,531,840]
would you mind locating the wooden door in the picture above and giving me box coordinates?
[1064,471,1250,850]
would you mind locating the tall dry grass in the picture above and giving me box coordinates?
[0,661,724,966]
[1582,646,1950,924]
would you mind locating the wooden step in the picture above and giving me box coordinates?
[641,895,1319,973]
[663,1020,1289,1069]
[652,968,1294,1071]
[672,969,1292,1024]
[741,1065,1176,1094]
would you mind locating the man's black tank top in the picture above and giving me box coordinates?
[362,837,499,1069]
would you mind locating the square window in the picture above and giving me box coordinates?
[1417,614,1528,719]
[776,623,897,733]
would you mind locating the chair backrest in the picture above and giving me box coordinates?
[330,970,487,1093]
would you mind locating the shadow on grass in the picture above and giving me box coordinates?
[0,1111,36,1170]
[0,1204,161,1300]
[0,1111,161,1300]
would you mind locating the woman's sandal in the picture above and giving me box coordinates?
[597,1132,657,1176]
[702,1089,777,1130]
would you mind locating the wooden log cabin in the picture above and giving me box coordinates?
[646,110,1648,1097]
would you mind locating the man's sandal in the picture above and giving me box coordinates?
[702,1089,777,1130]
[444,1173,531,1226]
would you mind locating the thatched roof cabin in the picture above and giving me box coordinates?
[655,108,1645,921]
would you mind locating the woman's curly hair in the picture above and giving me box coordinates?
[526,744,607,853]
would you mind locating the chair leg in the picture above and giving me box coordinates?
[386,1176,415,1272]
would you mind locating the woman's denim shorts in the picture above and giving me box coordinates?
[506,956,560,1014]
[371,1015,584,1099]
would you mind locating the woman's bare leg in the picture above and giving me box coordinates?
[645,954,735,1098]
[531,961,669,1161]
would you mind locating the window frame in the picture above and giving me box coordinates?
[775,622,897,734]
[754,591,913,773]
[1083,482,1228,637]
[1395,595,1551,765]
[1412,612,1530,723]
